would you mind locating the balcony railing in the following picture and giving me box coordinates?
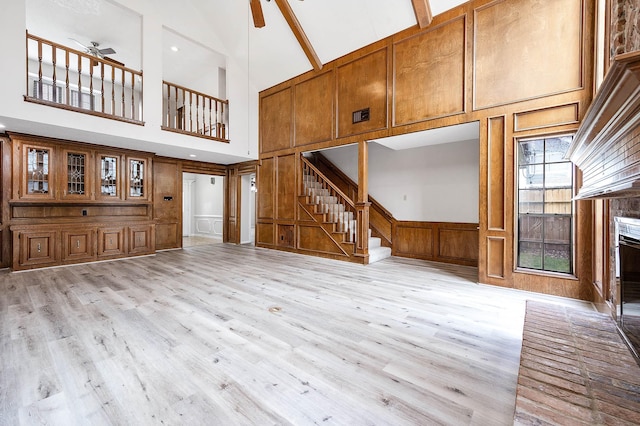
[25,32,144,125]
[162,81,229,142]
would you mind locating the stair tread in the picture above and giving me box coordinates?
[368,245,392,264]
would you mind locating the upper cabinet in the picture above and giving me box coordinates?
[11,134,151,203]
[61,147,93,201]
[126,156,150,201]
[19,141,56,200]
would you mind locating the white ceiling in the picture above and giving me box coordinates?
[26,0,468,92]
[373,122,480,150]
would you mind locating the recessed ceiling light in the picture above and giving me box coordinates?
[171,46,179,52]
[189,154,196,158]
[0,124,5,129]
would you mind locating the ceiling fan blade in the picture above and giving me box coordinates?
[98,47,116,55]
[250,0,265,28]
[69,37,89,50]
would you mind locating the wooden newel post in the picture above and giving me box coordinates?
[355,140,370,261]
[355,201,371,258]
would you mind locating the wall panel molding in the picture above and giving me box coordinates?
[487,115,506,231]
[393,221,478,266]
[473,0,585,110]
[514,102,580,132]
[393,16,466,126]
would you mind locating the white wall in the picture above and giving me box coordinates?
[193,174,224,216]
[0,0,258,164]
[321,140,480,223]
[183,173,224,238]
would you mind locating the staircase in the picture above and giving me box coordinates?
[301,168,391,264]
[367,228,392,264]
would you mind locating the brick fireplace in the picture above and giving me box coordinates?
[569,8,640,355]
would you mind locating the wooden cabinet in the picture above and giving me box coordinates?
[96,152,123,201]
[11,223,155,270]
[13,229,58,268]
[11,135,152,204]
[128,224,154,255]
[62,228,95,263]
[15,141,56,200]
[8,134,156,271]
[126,156,150,201]
[61,147,93,201]
[98,226,125,258]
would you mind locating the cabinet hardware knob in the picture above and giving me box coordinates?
[109,238,113,245]
[37,243,41,253]
[76,240,80,248]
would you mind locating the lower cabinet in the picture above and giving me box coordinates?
[14,230,59,269]
[98,227,126,258]
[128,224,155,255]
[11,223,155,271]
[62,228,96,264]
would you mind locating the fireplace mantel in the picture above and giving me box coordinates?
[569,51,640,199]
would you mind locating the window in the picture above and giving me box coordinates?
[517,135,574,274]
[32,80,94,110]
[33,80,63,103]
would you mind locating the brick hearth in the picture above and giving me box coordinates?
[514,301,640,425]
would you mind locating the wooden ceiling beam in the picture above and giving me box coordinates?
[274,0,323,71]
[411,0,433,28]
[250,0,265,28]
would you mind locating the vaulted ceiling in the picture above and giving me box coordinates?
[26,0,467,92]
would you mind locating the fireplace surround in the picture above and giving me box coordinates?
[616,216,640,360]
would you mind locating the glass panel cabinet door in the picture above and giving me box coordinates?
[61,149,92,200]
[127,157,148,200]
[20,143,55,200]
[99,155,120,199]
[27,147,51,195]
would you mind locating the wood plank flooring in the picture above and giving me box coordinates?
[0,244,594,425]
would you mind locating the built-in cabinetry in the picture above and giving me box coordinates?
[8,133,155,271]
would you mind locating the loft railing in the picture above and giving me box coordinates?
[162,81,229,142]
[301,155,358,245]
[25,32,144,124]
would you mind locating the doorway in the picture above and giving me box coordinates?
[240,173,256,244]
[182,172,225,247]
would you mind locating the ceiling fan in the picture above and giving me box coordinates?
[70,38,124,67]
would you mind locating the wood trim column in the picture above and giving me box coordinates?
[0,137,11,267]
[355,140,370,260]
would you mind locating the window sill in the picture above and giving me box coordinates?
[514,267,578,281]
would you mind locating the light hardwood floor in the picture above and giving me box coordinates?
[0,244,593,425]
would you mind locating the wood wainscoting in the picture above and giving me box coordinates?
[392,221,479,266]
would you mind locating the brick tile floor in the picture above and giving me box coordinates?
[514,301,640,425]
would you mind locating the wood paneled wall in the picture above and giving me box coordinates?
[258,0,596,299]
[393,16,466,124]
[0,137,10,268]
[393,222,479,266]
[153,159,181,250]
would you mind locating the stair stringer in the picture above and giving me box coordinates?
[297,199,352,257]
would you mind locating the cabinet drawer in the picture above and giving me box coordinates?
[98,227,125,258]
[62,229,96,263]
